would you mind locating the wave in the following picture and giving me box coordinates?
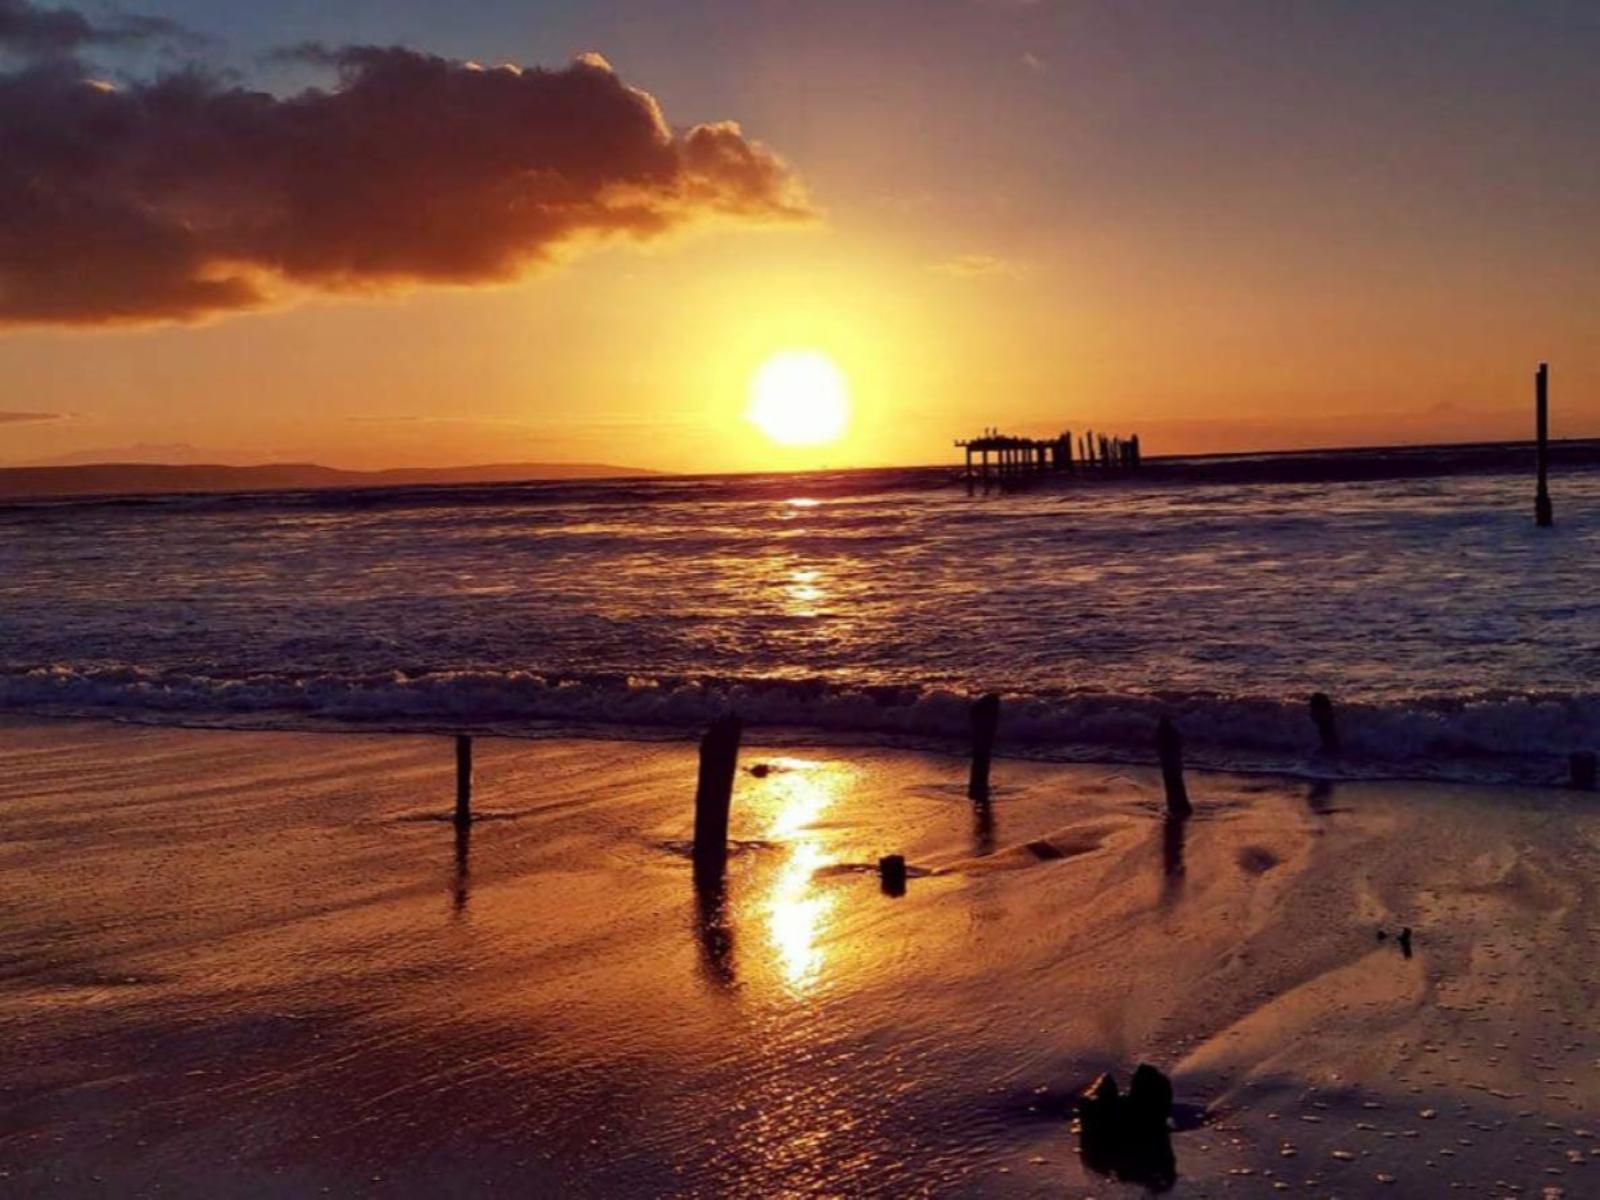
[2,665,1594,787]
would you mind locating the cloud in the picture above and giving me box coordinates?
[0,37,811,327]
[929,253,1026,279]
[0,409,64,423]
[0,0,188,57]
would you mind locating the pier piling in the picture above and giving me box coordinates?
[693,715,743,888]
[1308,692,1340,753]
[1535,362,1553,527]
[968,693,1001,801]
[1571,751,1597,792]
[879,854,908,896]
[454,735,473,825]
[1156,717,1192,818]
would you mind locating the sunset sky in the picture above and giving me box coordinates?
[2,0,1596,473]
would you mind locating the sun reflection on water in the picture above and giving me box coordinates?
[759,758,845,993]
[784,567,826,612]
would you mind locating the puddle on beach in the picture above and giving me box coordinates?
[1,719,1598,1197]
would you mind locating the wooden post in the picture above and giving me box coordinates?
[454,734,473,825]
[1535,362,1553,528]
[1571,751,1597,792]
[1308,692,1340,753]
[968,693,1001,801]
[693,715,743,888]
[1156,717,1191,818]
[878,854,907,896]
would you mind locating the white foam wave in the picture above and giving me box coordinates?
[2,665,1594,786]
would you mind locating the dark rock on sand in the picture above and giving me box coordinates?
[1127,1063,1175,1131]
[1077,1068,1178,1193]
[1080,1073,1121,1134]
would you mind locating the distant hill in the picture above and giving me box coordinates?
[0,461,661,500]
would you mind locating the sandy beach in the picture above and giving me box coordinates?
[1,716,1595,1197]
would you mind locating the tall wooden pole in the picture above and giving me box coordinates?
[1535,362,1553,528]
[454,735,473,826]
[968,694,1001,801]
[1308,692,1340,753]
[693,716,742,889]
[1156,718,1191,819]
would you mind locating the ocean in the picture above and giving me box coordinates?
[3,443,1598,785]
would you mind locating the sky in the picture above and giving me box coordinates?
[1,0,1597,473]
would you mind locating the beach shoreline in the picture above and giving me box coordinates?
[2,715,1596,1196]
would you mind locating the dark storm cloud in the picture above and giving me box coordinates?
[0,41,811,326]
[0,0,186,56]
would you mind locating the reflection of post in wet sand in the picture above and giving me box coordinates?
[451,819,471,916]
[687,757,848,994]
[1306,779,1335,815]
[1160,816,1186,909]
[972,797,996,857]
[694,884,736,988]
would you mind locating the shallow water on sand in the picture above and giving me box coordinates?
[3,720,1597,1196]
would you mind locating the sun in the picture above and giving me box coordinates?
[746,350,851,447]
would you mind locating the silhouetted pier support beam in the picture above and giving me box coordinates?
[1535,362,1553,528]
[1571,751,1597,792]
[693,715,743,889]
[454,735,473,825]
[1308,692,1340,753]
[968,693,1001,801]
[1156,717,1192,818]
[878,853,908,896]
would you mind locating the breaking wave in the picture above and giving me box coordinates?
[2,665,1594,787]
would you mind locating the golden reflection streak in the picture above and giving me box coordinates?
[782,565,826,616]
[760,758,843,992]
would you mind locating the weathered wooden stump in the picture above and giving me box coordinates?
[1535,362,1553,528]
[878,854,907,896]
[454,734,473,826]
[1308,691,1340,753]
[1156,717,1191,818]
[1571,750,1597,792]
[968,693,1001,801]
[693,715,743,889]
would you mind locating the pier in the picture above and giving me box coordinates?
[956,427,1141,490]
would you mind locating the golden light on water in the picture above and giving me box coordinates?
[760,758,844,992]
[747,351,851,447]
[785,567,825,613]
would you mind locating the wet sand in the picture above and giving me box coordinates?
[1,717,1596,1197]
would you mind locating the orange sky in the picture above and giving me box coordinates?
[2,1,1596,473]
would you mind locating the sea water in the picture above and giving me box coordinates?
[3,450,1597,783]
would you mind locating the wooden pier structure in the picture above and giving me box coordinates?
[956,427,1142,490]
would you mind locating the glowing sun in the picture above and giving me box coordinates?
[747,350,850,446]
